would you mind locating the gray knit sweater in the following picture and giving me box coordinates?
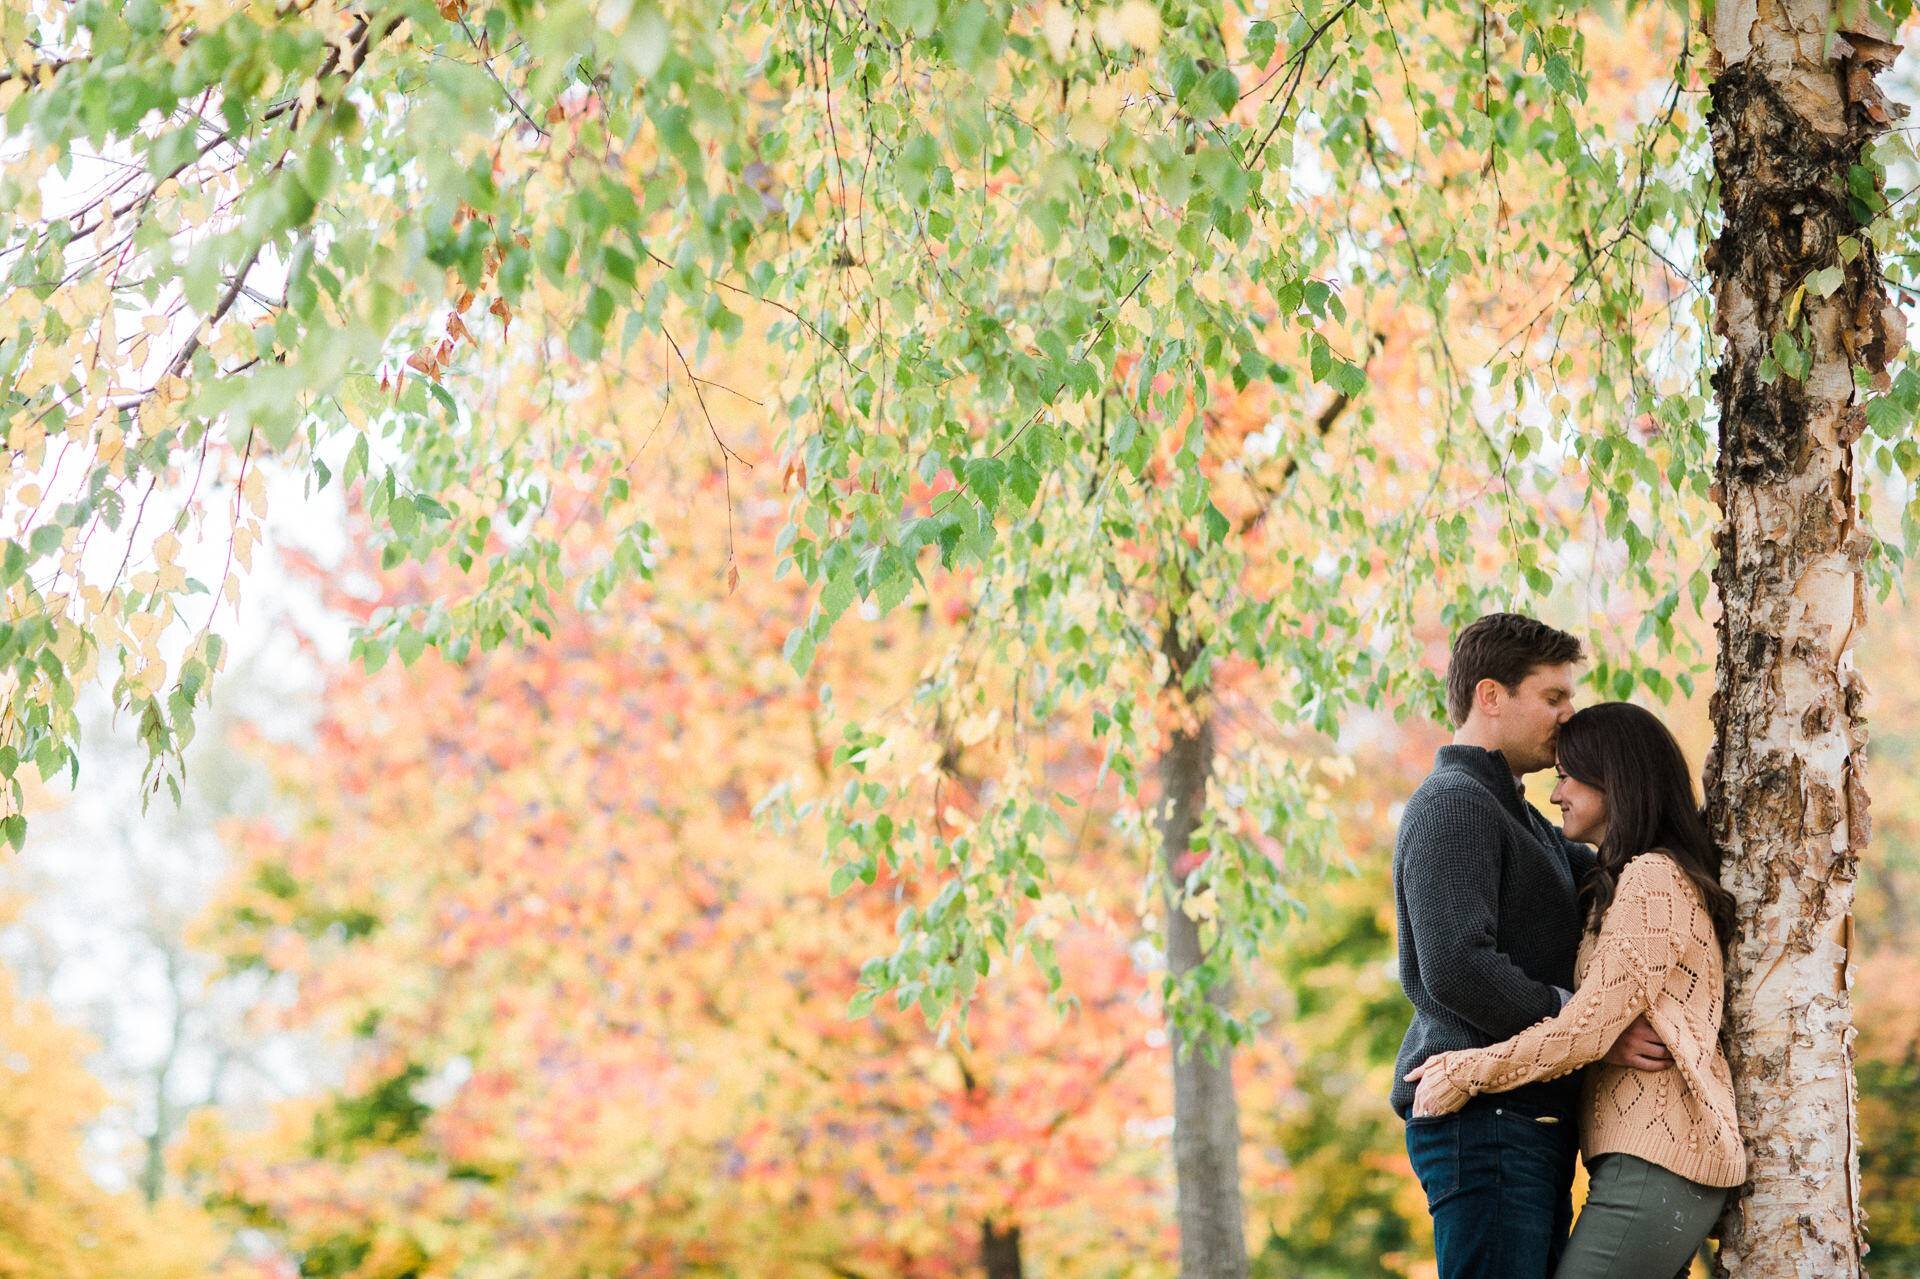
[1390,744,1596,1118]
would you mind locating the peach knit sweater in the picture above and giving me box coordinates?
[1420,852,1747,1188]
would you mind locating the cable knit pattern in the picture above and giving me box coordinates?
[1418,852,1747,1188]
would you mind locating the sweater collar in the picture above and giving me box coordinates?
[1434,744,1529,817]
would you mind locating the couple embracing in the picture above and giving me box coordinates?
[1392,613,1744,1279]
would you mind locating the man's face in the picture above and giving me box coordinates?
[1490,663,1577,774]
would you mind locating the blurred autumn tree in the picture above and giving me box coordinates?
[1854,607,1920,1277]
[183,437,1204,1278]
[0,925,249,1279]
[1243,731,1433,1279]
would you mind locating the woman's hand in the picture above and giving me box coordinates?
[1404,1057,1466,1118]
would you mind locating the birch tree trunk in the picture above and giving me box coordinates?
[1158,624,1247,1279]
[1702,3,1906,1273]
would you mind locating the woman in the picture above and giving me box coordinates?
[1405,702,1744,1278]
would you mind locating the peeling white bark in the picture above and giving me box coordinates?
[1711,0,1758,69]
[1702,4,1903,1276]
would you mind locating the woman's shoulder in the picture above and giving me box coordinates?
[1618,850,1692,890]
[1616,850,1715,922]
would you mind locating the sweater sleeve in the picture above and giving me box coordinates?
[1417,856,1686,1112]
[1400,788,1564,1039]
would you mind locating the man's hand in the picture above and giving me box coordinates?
[1603,1014,1673,1070]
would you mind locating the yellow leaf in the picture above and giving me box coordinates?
[1068,110,1111,149]
[954,708,999,746]
[0,289,36,328]
[1318,754,1356,782]
[1041,3,1075,60]
[21,344,67,397]
[1114,0,1161,51]
[242,468,268,517]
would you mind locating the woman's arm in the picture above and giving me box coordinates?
[1408,855,1689,1115]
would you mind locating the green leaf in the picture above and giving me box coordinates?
[1203,502,1230,544]
[396,628,426,667]
[1202,67,1241,117]
[1807,265,1845,299]
[784,624,817,676]
[1247,20,1277,67]
[1330,359,1367,398]
[1544,54,1576,95]
[388,494,418,539]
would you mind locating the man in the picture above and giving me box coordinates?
[1392,613,1672,1278]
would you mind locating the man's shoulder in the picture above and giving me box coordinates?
[1404,769,1508,820]
[1396,772,1514,864]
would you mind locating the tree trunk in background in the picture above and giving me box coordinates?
[1158,625,1247,1279]
[1702,3,1905,1274]
[980,1219,1023,1279]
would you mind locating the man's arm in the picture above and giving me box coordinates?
[1401,791,1563,1040]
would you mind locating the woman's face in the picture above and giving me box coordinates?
[1550,764,1608,845]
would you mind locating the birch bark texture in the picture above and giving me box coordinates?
[1701,2,1906,1274]
[1157,628,1247,1279]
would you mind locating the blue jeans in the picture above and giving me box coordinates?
[1405,1093,1579,1279]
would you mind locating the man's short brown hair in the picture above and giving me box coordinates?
[1445,613,1584,727]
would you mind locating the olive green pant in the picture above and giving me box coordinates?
[1553,1153,1728,1279]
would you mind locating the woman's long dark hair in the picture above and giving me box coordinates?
[1556,702,1737,947]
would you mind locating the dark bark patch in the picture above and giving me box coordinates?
[1742,627,1778,674]
[1741,756,1804,848]
[1710,357,1809,484]
[982,1219,1024,1279]
[1706,64,1880,485]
